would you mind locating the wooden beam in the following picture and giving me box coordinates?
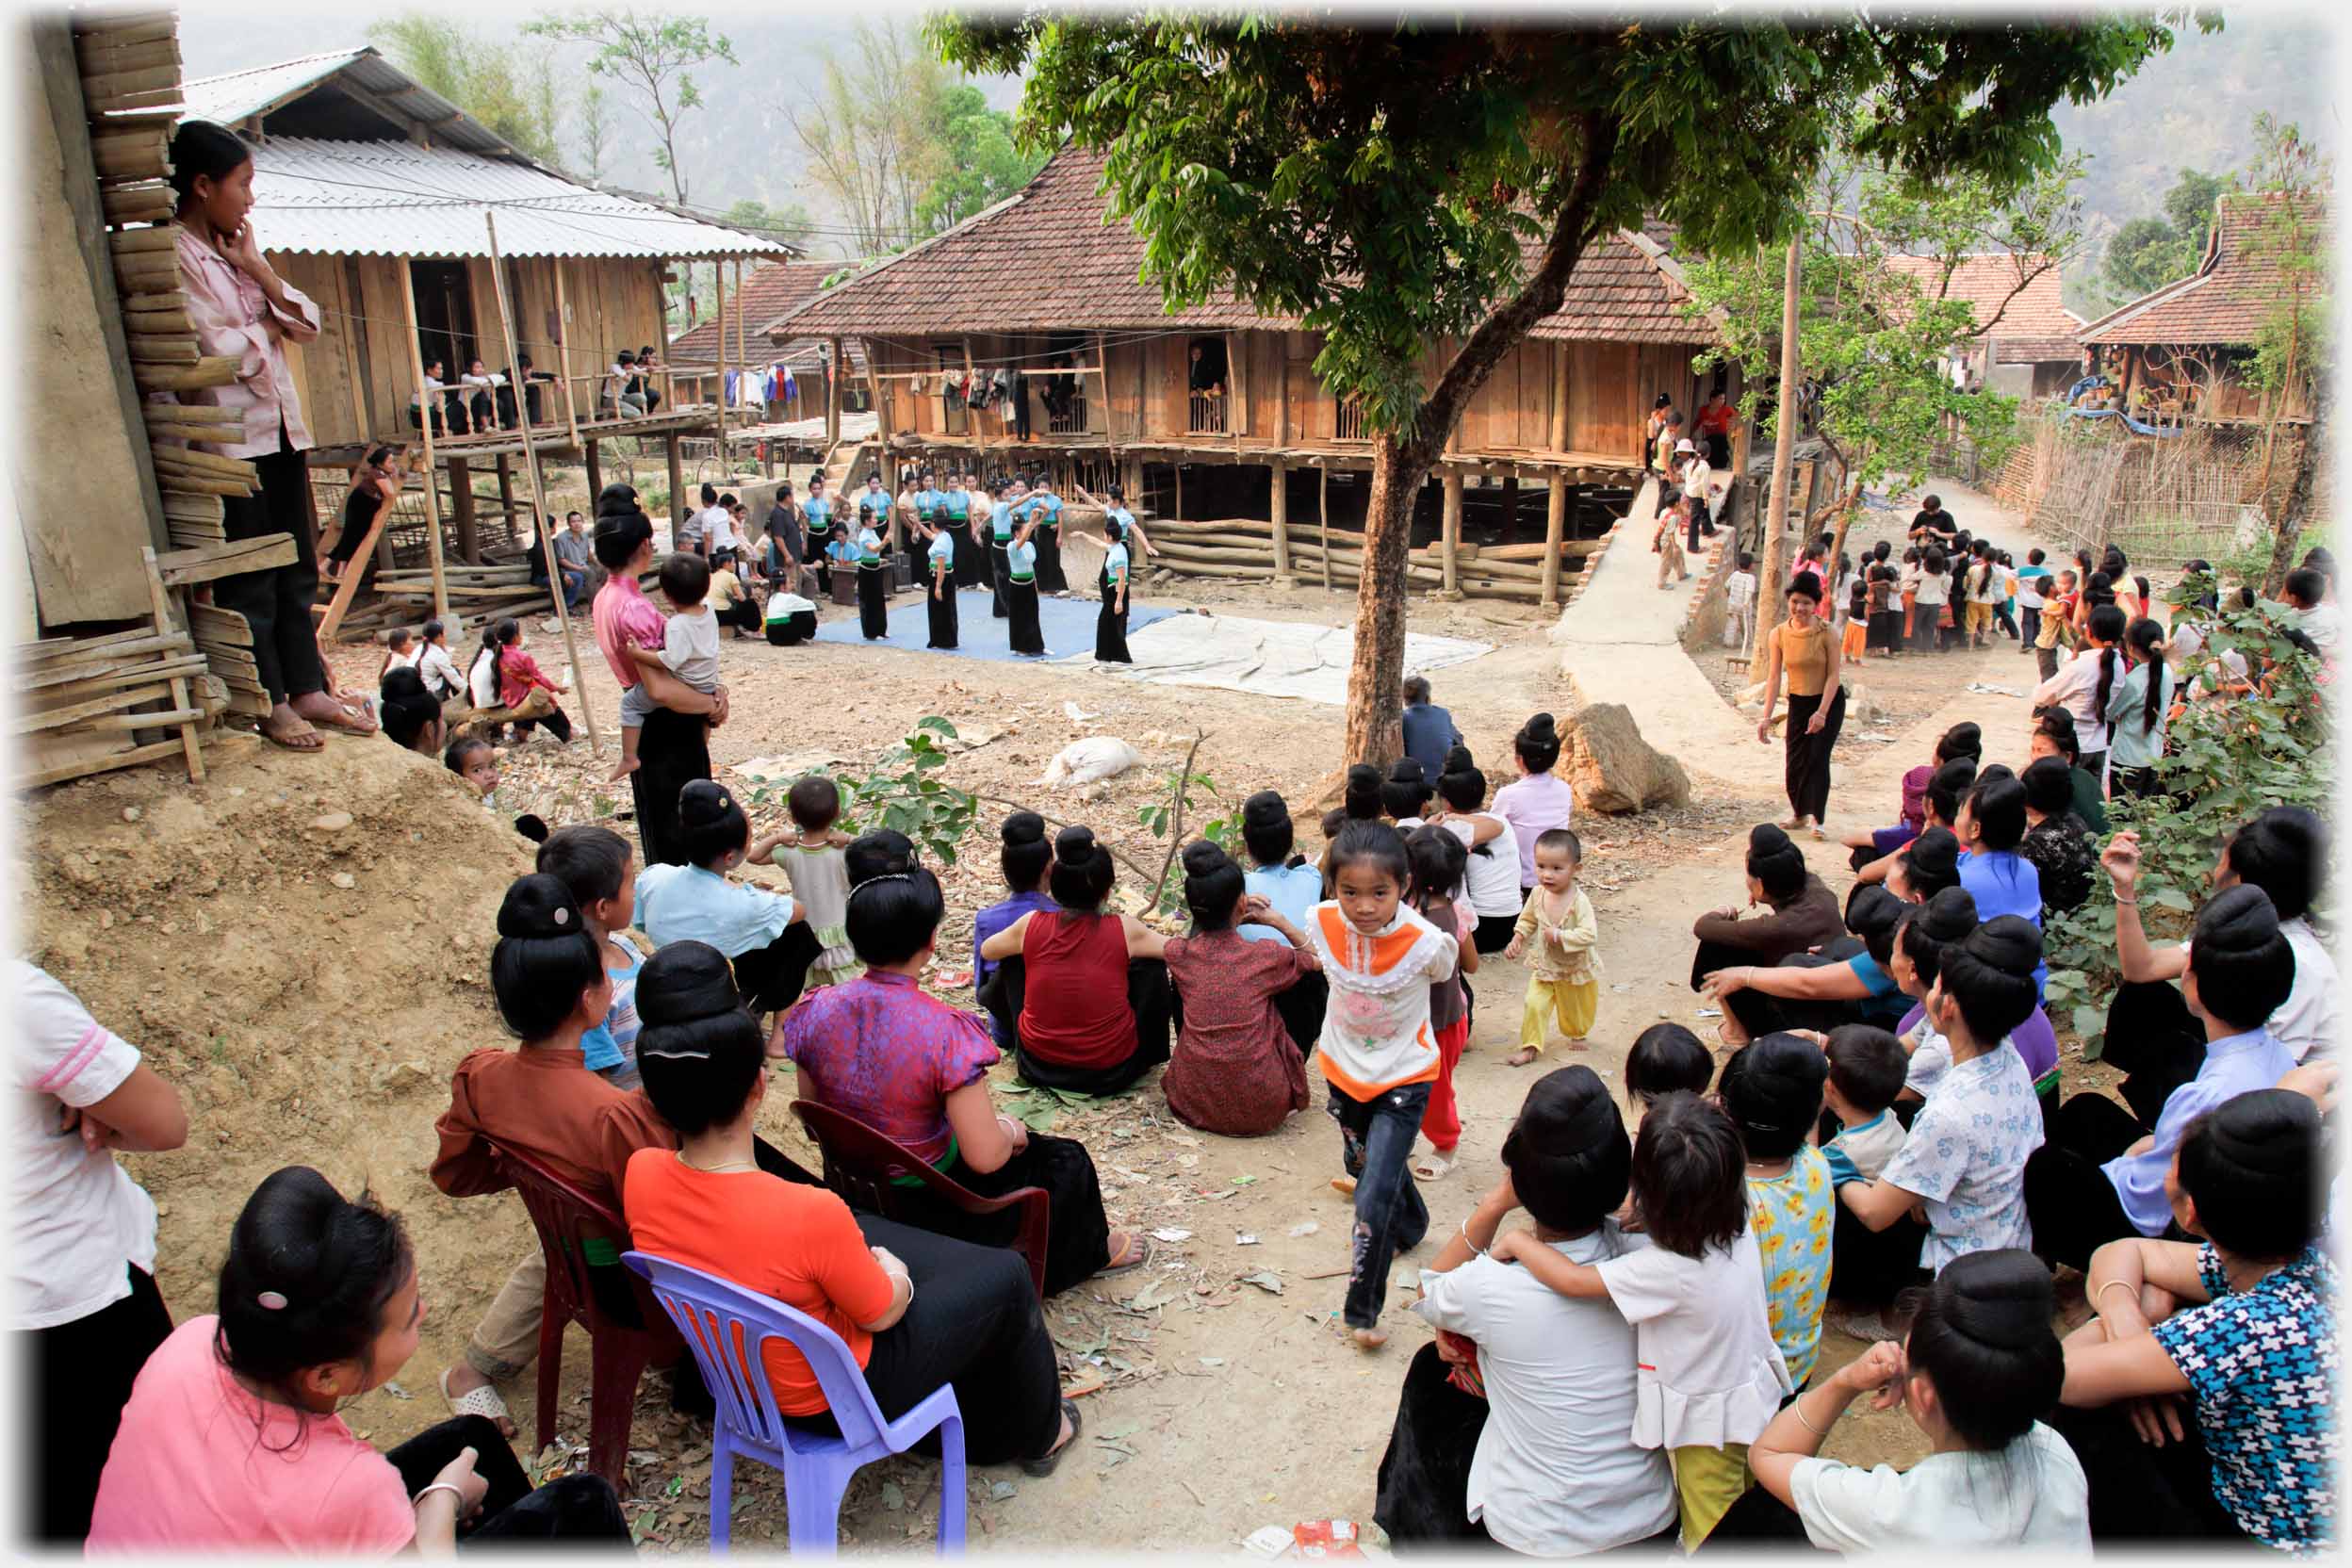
[1318,464,1331,593]
[1442,471,1463,596]
[826,335,843,448]
[1268,458,1291,581]
[711,260,730,478]
[395,255,450,621]
[554,259,582,452]
[484,210,602,753]
[448,454,479,564]
[1550,343,1570,452]
[1541,473,1567,609]
[665,433,686,539]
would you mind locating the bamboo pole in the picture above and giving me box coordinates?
[1442,471,1463,596]
[554,260,583,452]
[1318,462,1332,592]
[485,213,602,754]
[1750,236,1801,678]
[1542,474,1567,609]
[710,259,730,474]
[395,256,451,622]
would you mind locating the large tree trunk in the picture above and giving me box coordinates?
[1748,237,1804,678]
[2263,399,2326,596]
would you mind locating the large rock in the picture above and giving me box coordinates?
[1560,703,1691,814]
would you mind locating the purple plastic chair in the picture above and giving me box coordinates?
[622,1250,966,1556]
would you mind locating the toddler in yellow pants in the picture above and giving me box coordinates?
[1502,826,1601,1066]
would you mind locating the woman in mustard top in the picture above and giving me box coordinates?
[1756,569,1846,835]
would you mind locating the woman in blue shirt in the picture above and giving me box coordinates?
[1021,478,1068,594]
[974,811,1057,1050]
[853,505,890,641]
[1095,516,1134,663]
[1004,512,1046,656]
[923,513,957,650]
[1236,789,1329,1053]
[634,779,818,1017]
[988,480,1017,620]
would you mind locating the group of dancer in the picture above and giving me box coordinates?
[830,466,1154,665]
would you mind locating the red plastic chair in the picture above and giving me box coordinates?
[789,1100,1051,1299]
[484,1139,679,1488]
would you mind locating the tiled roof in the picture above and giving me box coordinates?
[182,48,511,157]
[670,260,851,367]
[2081,192,2326,347]
[777,149,1719,346]
[239,137,785,260]
[1884,253,2082,360]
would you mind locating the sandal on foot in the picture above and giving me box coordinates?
[1331,1175,1358,1196]
[1411,1150,1457,1183]
[1096,1233,1152,1277]
[439,1366,516,1437]
[1022,1398,1084,1477]
[257,716,326,752]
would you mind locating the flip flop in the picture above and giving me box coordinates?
[304,706,378,736]
[439,1366,515,1436]
[1411,1150,1457,1183]
[1021,1398,1084,1477]
[1331,1176,1358,1196]
[1095,1233,1152,1276]
[255,717,326,752]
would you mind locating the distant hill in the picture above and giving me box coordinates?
[181,8,2334,275]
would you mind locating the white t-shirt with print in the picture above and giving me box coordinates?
[1414,1225,1677,1556]
[10,962,160,1330]
[1879,1043,2045,1272]
[1788,1422,2090,1551]
[1594,1227,1793,1450]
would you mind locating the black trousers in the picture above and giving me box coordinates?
[512,705,574,744]
[765,609,818,646]
[1095,592,1132,663]
[1690,938,1865,1037]
[1829,1201,1928,1307]
[1374,1343,1489,1547]
[925,1135,1118,1298]
[1035,529,1069,594]
[801,1216,1063,1463]
[387,1414,630,1544]
[629,702,712,869]
[216,438,326,704]
[716,597,762,635]
[729,921,824,1016]
[2023,1092,2148,1271]
[925,578,958,649]
[1006,579,1044,655]
[2044,1400,2248,1545]
[32,1263,172,1542]
[2101,980,2205,1125]
[1473,913,1519,955]
[1705,1483,1812,1544]
[857,562,890,639]
[1782,688,1844,822]
[988,543,1012,617]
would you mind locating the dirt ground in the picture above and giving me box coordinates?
[24,482,2112,1552]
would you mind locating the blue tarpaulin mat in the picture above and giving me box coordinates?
[808,585,1177,662]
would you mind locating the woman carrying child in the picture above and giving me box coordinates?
[776,839,1147,1292]
[1161,842,1318,1137]
[626,943,1085,1473]
[591,507,724,869]
[87,1166,628,1550]
[1302,822,1462,1349]
[1489,1091,1793,1546]
[978,827,1172,1095]
[634,781,821,1019]
[1503,827,1599,1068]
[1755,570,1845,835]
[1374,1068,1676,1554]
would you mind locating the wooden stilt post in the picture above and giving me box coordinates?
[449,455,479,564]
[665,433,687,540]
[826,335,843,448]
[584,438,602,503]
[1318,462,1332,593]
[1542,472,1567,609]
[496,452,516,536]
[1268,458,1291,582]
[1442,470,1463,596]
[395,255,449,622]
[711,260,730,480]
[1501,474,1519,545]
[485,212,602,754]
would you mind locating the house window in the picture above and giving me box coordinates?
[1186,335,1229,433]
[1041,351,1087,434]
[1335,398,1368,442]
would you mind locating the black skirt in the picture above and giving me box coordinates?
[857,560,890,639]
[763,609,818,646]
[988,542,1011,618]
[1782,687,1845,821]
[951,525,984,587]
[1373,1343,1489,1548]
[1034,528,1068,594]
[925,573,958,649]
[1095,586,1132,663]
[1006,577,1044,655]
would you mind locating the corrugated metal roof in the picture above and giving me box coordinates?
[246,138,786,260]
[181,48,511,157]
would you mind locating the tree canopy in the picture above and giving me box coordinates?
[2100,166,2234,302]
[526,8,736,204]
[368,13,561,166]
[928,12,2190,762]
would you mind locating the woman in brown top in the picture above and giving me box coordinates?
[1161,843,1317,1137]
[1689,824,1846,1038]
[1755,569,1846,833]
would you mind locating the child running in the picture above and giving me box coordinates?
[1491,1091,1794,1546]
[1718,1035,1835,1391]
[1503,827,1600,1066]
[536,825,649,1091]
[1404,826,1477,1183]
[760,776,861,992]
[1299,821,1461,1350]
[611,552,718,782]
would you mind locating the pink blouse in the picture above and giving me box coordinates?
[169,225,320,460]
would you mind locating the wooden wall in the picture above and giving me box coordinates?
[270,250,665,451]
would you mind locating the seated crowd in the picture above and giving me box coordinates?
[22,552,2338,1556]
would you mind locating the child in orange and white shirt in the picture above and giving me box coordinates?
[1300,820,1460,1350]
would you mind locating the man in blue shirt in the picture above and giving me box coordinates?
[1399,677,1462,779]
[2022,883,2298,1269]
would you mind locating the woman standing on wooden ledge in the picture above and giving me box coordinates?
[168,120,373,752]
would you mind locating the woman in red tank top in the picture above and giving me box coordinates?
[978,826,1172,1095]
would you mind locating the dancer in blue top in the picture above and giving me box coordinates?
[1018,477,1069,594]
[924,510,958,650]
[1095,514,1134,663]
[988,480,1018,619]
[1004,511,1046,657]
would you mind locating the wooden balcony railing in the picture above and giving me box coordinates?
[1187,392,1228,434]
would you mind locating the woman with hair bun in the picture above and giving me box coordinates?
[1380,757,1435,825]
[978,825,1172,1098]
[1160,841,1318,1137]
[1689,824,1845,1036]
[88,1167,628,1550]
[1492,714,1575,898]
[633,780,821,1018]
[2025,885,2298,1272]
[1711,1249,2087,1548]
[2050,1089,2333,1553]
[972,810,1057,1047]
[1318,764,1392,893]
[1374,1068,1674,1554]
[778,847,1144,1291]
[1701,881,1912,1043]
[1429,760,1522,955]
[376,664,446,757]
[629,944,1080,1471]
[1754,569,1846,834]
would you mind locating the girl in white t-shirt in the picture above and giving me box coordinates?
[1430,760,1524,953]
[1715,1249,2087,1550]
[1491,1090,1792,1547]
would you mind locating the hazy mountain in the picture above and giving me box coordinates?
[181,6,2334,275]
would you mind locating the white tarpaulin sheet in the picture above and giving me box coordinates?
[1057,612,1491,706]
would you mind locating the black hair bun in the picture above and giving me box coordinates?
[1937,1250,2057,1351]
[844,828,917,886]
[1241,790,1289,828]
[1180,841,1229,877]
[1389,757,1427,784]
[1959,915,2043,980]
[1345,762,1382,792]
[2195,883,2283,953]
[1845,884,1908,940]
[1942,722,1983,759]
[1054,825,1100,865]
[1001,810,1047,848]
[1906,825,1961,881]
[1441,744,1475,775]
[1917,886,1980,944]
[1519,1064,1620,1147]
[1748,823,1793,858]
[497,873,585,940]
[634,940,743,1030]
[1521,713,1558,743]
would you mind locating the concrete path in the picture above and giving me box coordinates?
[1548,477,1759,787]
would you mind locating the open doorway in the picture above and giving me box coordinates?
[410,260,479,384]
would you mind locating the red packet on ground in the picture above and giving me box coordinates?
[1293,1520,1364,1559]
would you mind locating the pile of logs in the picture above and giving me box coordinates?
[1142,517,1607,606]
[16,550,223,789]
